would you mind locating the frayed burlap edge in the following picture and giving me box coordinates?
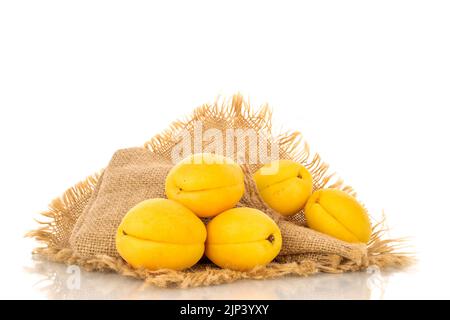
[27,94,414,288]
[144,94,356,196]
[28,218,413,288]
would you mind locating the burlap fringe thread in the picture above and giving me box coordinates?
[27,94,413,288]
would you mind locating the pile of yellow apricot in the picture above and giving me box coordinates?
[116,154,371,272]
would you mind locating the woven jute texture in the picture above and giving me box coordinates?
[28,94,412,288]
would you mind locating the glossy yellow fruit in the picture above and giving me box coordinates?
[253,159,313,216]
[205,207,282,271]
[304,189,372,243]
[165,153,245,217]
[116,198,206,270]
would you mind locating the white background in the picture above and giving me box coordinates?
[1,1,449,299]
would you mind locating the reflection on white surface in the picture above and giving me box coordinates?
[23,257,399,300]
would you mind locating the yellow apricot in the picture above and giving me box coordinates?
[165,153,245,217]
[205,207,282,271]
[253,159,313,216]
[116,198,206,270]
[304,189,372,243]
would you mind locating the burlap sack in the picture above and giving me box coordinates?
[28,94,411,288]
